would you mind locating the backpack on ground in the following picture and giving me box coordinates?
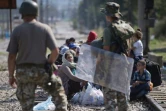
[145,59,162,87]
[110,20,135,56]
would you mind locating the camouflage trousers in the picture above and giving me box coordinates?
[15,65,68,111]
[103,87,128,111]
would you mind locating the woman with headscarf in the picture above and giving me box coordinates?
[57,52,86,100]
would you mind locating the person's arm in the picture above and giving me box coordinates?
[48,48,59,64]
[6,29,18,88]
[138,81,149,84]
[132,42,138,51]
[46,26,59,63]
[103,46,110,51]
[102,28,111,51]
[132,72,137,87]
[62,65,84,82]
[131,46,136,50]
[8,53,17,87]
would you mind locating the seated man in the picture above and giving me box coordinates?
[130,60,152,100]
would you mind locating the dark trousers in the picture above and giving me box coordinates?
[134,56,143,63]
[67,80,83,100]
[130,83,149,100]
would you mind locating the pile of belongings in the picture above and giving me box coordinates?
[71,83,104,106]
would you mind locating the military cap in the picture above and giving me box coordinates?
[19,1,38,16]
[100,2,122,18]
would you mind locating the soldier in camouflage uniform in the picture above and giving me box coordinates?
[100,2,129,111]
[7,1,68,111]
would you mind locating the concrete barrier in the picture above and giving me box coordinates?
[148,52,163,67]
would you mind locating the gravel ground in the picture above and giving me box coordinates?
[0,70,159,111]
[0,21,166,111]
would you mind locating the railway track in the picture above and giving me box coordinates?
[145,73,166,111]
[146,90,166,111]
[34,89,166,111]
[33,71,166,111]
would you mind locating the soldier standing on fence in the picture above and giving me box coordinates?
[7,1,68,111]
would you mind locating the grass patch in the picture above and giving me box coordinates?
[0,52,8,56]
[149,38,166,50]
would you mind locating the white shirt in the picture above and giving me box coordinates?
[133,40,143,57]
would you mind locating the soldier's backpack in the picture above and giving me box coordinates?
[109,20,135,56]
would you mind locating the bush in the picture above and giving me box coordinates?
[154,18,166,38]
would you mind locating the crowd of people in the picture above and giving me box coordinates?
[54,31,98,100]
[6,1,153,111]
[55,25,152,103]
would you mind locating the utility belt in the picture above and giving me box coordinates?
[16,63,45,69]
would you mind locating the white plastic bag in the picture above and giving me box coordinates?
[33,96,55,111]
[78,91,85,103]
[89,88,99,105]
[82,83,104,106]
[71,93,79,103]
[81,83,93,105]
[71,83,104,106]
[96,89,104,105]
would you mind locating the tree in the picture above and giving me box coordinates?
[154,0,166,19]
[77,0,138,30]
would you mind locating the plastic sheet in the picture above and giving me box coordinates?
[75,44,134,94]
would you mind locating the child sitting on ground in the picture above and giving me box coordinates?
[130,60,153,100]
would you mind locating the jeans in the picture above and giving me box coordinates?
[130,83,150,100]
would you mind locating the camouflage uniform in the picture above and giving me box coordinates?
[103,88,128,111]
[16,65,68,111]
[101,2,128,111]
[7,1,68,111]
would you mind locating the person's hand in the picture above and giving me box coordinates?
[81,81,87,87]
[135,81,140,86]
[132,81,139,87]
[9,76,17,88]
[132,83,136,87]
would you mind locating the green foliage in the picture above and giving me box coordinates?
[77,0,138,30]
[154,18,166,38]
[154,0,166,19]
[150,38,166,50]
[152,0,166,39]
